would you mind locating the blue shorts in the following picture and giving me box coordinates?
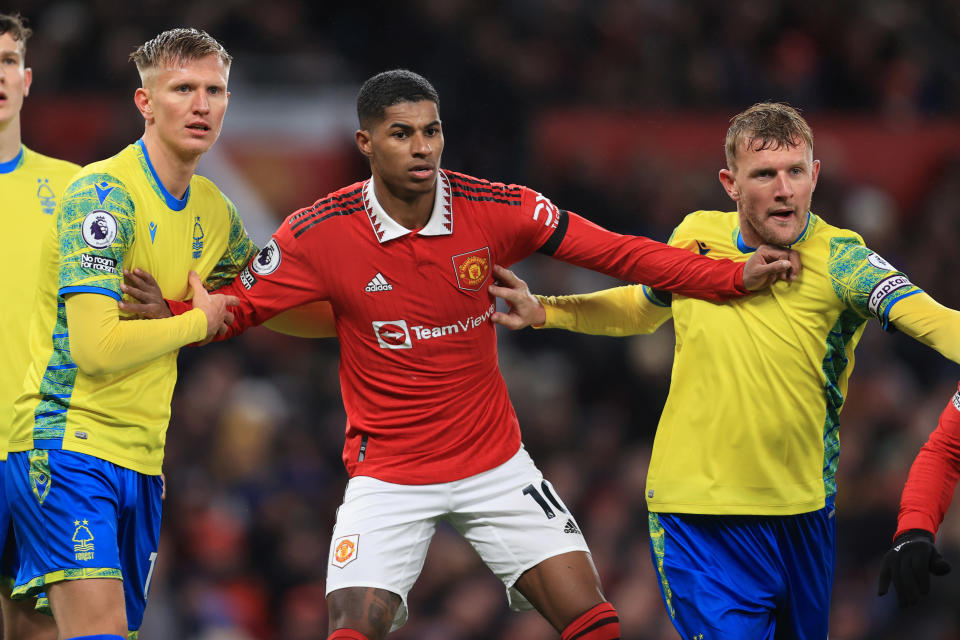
[648,498,836,640]
[5,449,163,633]
[0,459,18,589]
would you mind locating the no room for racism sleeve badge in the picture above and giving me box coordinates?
[331,534,360,568]
[452,247,491,291]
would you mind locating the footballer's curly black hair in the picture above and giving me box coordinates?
[356,69,439,129]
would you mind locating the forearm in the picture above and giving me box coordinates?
[263,301,337,338]
[66,293,206,376]
[896,388,960,539]
[891,292,960,363]
[549,212,747,302]
[538,285,671,336]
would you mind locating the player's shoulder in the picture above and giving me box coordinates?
[807,212,865,246]
[283,179,367,238]
[70,145,136,187]
[22,146,81,178]
[443,169,526,205]
[805,213,867,265]
[188,173,230,203]
[673,209,737,237]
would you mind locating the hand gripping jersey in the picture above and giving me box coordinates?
[212,171,754,484]
[541,210,954,515]
[0,146,79,460]
[9,141,256,474]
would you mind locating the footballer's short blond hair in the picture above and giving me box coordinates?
[725,102,814,171]
[129,28,231,81]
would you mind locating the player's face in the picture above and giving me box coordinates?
[360,100,443,198]
[720,138,820,247]
[139,54,229,158]
[0,33,31,128]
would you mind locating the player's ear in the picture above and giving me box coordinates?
[355,129,373,158]
[22,67,32,97]
[134,87,153,122]
[718,168,739,201]
[810,159,821,192]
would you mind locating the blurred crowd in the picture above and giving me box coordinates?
[10,0,960,638]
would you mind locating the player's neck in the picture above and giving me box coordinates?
[0,118,22,164]
[141,133,201,199]
[373,176,435,230]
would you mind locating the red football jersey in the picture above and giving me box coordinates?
[214,170,749,484]
[896,383,960,539]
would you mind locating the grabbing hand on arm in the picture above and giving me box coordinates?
[67,290,207,377]
[489,265,546,329]
[188,270,239,342]
[118,268,172,319]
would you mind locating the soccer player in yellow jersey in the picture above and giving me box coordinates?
[0,12,76,640]
[5,29,245,640]
[489,103,960,639]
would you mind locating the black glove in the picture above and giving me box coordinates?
[878,529,951,607]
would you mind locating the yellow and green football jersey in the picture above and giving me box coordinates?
[543,210,929,515]
[0,146,79,460]
[10,140,256,474]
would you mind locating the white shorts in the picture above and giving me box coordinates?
[324,446,590,631]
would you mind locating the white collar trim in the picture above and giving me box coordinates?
[363,172,453,243]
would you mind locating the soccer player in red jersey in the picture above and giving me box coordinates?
[161,69,798,640]
[878,385,959,607]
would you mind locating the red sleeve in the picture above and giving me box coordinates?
[215,223,327,340]
[544,211,747,302]
[167,299,192,315]
[896,384,960,539]
[167,221,326,343]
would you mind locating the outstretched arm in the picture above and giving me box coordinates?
[896,386,960,538]
[488,265,671,336]
[877,386,960,607]
[121,267,336,339]
[890,292,960,363]
[547,212,798,301]
[68,271,236,376]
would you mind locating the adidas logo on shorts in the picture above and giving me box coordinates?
[365,272,393,292]
[563,518,580,534]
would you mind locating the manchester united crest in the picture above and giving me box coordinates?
[331,534,359,568]
[452,247,491,291]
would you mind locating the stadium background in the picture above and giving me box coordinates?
[12,0,960,637]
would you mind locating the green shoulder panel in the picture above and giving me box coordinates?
[205,191,258,291]
[828,237,921,329]
[58,173,136,298]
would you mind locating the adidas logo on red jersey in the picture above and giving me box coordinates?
[365,272,393,292]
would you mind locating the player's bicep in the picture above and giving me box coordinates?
[829,239,921,329]
[263,301,336,338]
[228,232,326,326]
[58,174,135,301]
